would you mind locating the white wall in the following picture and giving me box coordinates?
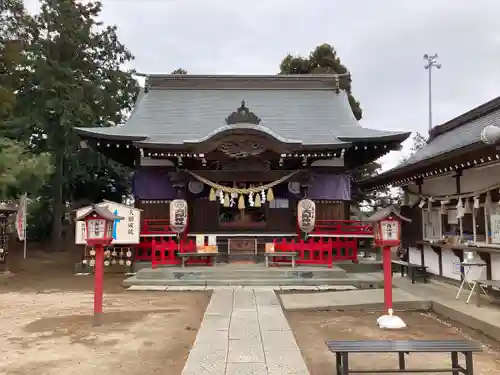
[441,249,461,281]
[424,245,440,276]
[408,246,422,266]
[491,253,500,290]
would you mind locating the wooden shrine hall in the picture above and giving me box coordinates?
[76,74,410,266]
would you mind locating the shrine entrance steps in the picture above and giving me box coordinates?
[123,263,384,288]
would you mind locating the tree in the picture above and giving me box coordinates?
[17,0,138,250]
[0,0,53,200]
[171,68,187,74]
[406,132,427,158]
[280,43,362,120]
[279,44,380,206]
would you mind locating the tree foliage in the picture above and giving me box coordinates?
[279,43,362,120]
[279,44,382,206]
[0,0,53,201]
[2,0,138,246]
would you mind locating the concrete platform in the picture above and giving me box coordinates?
[123,264,387,288]
[133,263,348,280]
[279,288,432,311]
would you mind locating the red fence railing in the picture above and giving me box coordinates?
[150,238,214,268]
[141,219,175,236]
[273,237,358,267]
[310,220,373,236]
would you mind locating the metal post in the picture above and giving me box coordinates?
[93,244,104,326]
[383,246,393,311]
[423,53,441,132]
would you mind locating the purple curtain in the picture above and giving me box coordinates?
[132,168,178,200]
[308,173,351,200]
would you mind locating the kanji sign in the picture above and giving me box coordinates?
[75,201,141,245]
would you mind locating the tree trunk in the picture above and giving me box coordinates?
[51,149,64,252]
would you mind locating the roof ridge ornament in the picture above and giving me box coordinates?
[225,100,262,125]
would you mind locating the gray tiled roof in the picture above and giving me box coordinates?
[383,103,500,175]
[76,76,409,146]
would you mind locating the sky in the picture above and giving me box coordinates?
[25,0,500,171]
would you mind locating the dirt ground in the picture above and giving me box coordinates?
[0,249,211,375]
[287,310,500,375]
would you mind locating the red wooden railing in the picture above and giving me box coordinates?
[134,218,369,265]
[273,237,358,267]
[150,238,215,268]
[141,219,176,236]
[310,220,373,236]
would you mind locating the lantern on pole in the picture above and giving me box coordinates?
[75,205,123,325]
[367,207,410,329]
[170,199,188,234]
[297,199,316,233]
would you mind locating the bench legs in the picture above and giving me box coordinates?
[465,351,474,375]
[451,352,459,375]
[335,353,349,375]
[398,352,406,370]
[292,256,296,268]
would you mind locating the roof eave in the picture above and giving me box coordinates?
[339,131,412,143]
[360,141,486,187]
[75,127,148,142]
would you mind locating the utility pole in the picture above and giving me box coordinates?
[423,53,441,132]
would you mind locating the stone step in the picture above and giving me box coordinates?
[123,276,383,288]
[135,267,347,280]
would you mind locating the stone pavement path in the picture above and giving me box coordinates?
[181,288,310,375]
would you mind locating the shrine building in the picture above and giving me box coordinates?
[76,74,410,265]
[362,96,500,285]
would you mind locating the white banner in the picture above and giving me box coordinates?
[75,201,141,245]
[16,193,27,241]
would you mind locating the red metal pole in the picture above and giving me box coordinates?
[93,244,104,326]
[382,246,393,312]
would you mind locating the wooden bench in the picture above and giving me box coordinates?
[264,252,298,268]
[326,340,482,375]
[474,279,500,307]
[391,260,428,284]
[178,252,219,268]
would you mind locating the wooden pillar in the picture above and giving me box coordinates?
[454,169,462,194]
[417,179,425,267]
[431,246,443,276]
[452,248,465,282]
[478,251,492,291]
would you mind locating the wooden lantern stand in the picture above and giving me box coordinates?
[75,205,124,326]
[367,207,411,329]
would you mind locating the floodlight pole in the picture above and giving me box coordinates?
[424,53,441,132]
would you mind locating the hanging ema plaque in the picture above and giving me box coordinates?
[297,199,316,233]
[170,199,188,233]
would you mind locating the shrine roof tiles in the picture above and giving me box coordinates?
[367,96,500,182]
[76,74,410,147]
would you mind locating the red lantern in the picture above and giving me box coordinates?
[75,205,123,325]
